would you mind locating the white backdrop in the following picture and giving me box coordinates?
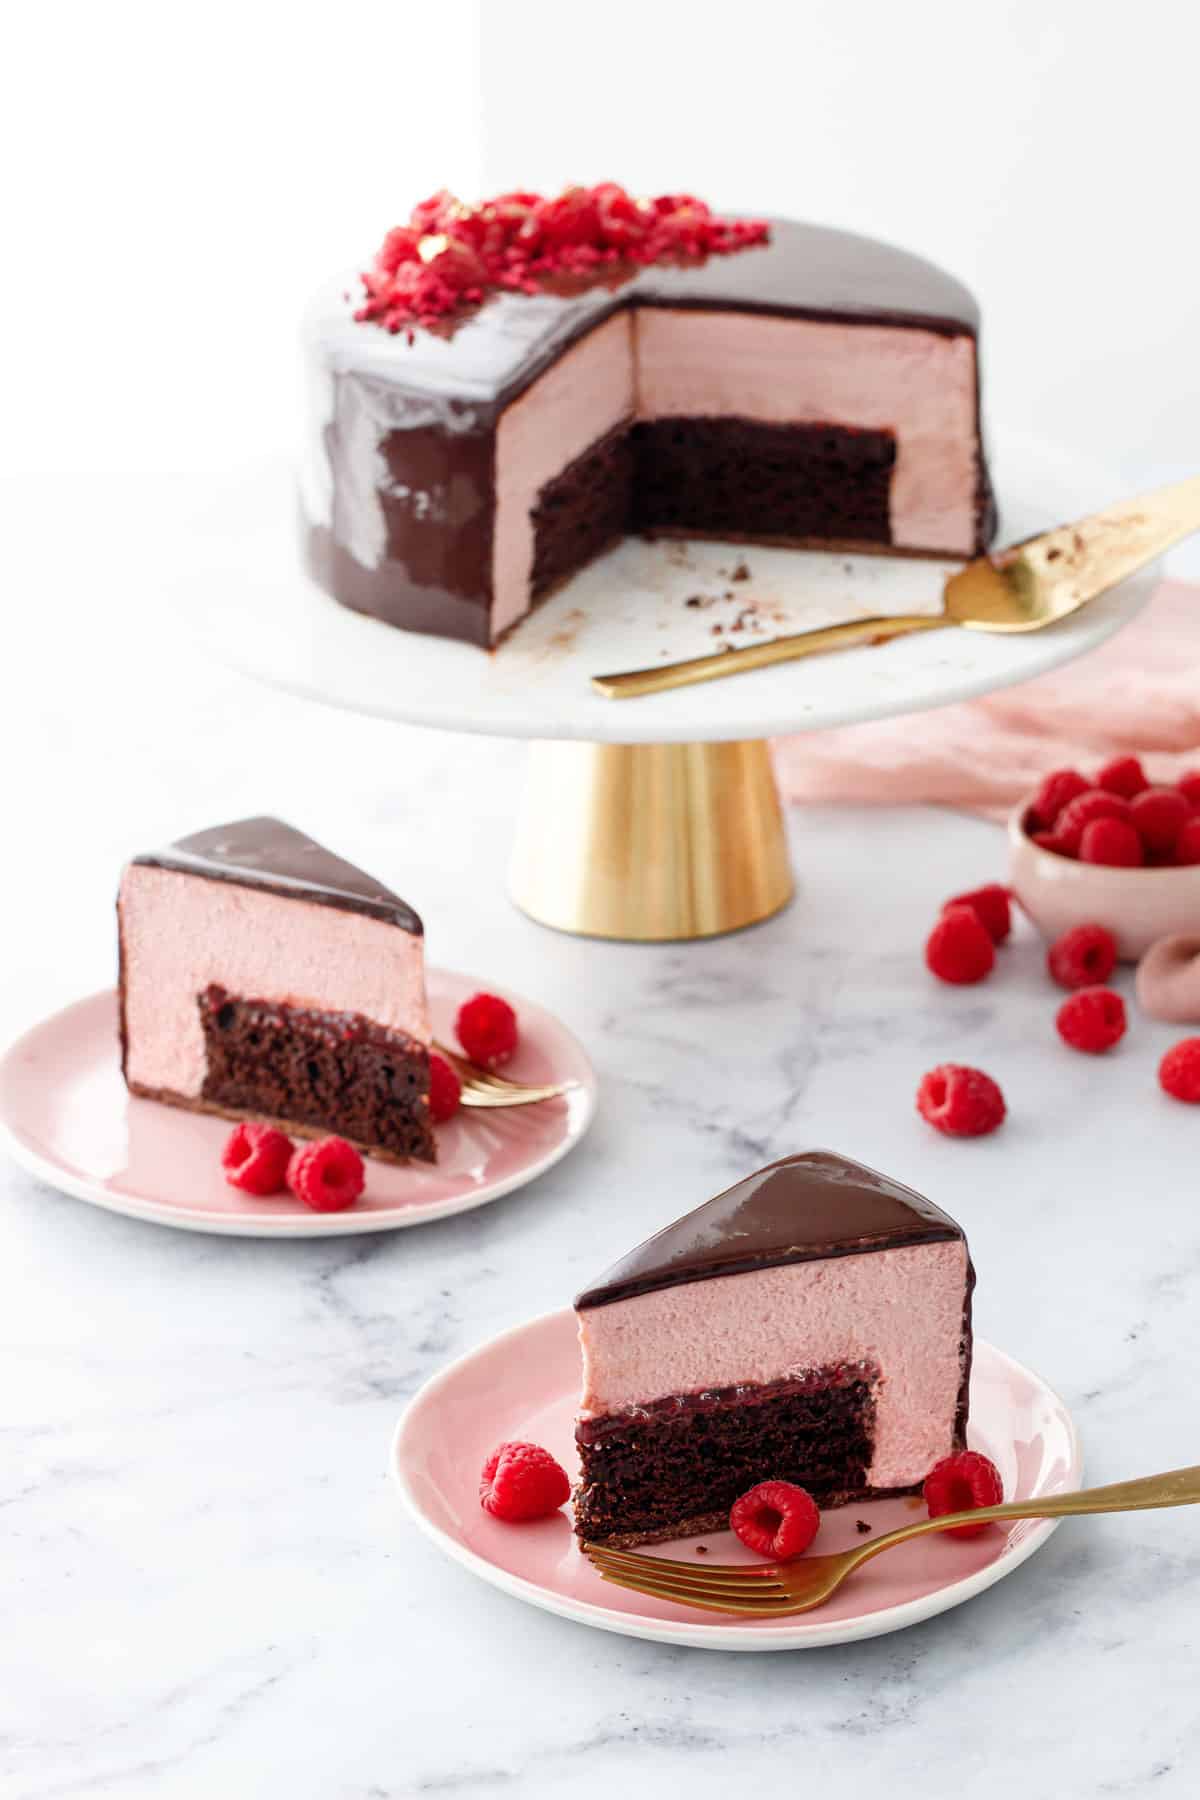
[6,0,1197,557]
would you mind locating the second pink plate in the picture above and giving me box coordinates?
[394,1309,1082,1650]
[0,974,596,1236]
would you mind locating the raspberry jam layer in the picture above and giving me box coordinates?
[574,1365,882,1548]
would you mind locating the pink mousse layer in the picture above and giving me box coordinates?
[636,309,979,557]
[493,313,635,637]
[577,1240,969,1490]
[492,309,981,633]
[119,865,430,1100]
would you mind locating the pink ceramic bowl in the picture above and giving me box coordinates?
[1008,802,1200,961]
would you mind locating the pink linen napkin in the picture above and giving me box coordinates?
[772,580,1200,821]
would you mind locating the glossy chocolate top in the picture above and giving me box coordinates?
[575,1151,964,1309]
[134,817,423,935]
[308,218,981,422]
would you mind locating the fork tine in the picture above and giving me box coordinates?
[592,1568,798,1616]
[589,1562,788,1600]
[585,1545,787,1594]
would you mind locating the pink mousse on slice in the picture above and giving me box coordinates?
[573,1151,974,1547]
[117,817,435,1163]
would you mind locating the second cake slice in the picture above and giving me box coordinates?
[117,816,434,1161]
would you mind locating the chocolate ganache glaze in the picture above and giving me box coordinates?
[130,817,423,935]
[302,220,996,647]
[574,1150,971,1309]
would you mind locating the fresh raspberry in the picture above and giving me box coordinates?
[1029,767,1090,829]
[729,1480,820,1561]
[455,991,519,1068]
[1159,1038,1200,1103]
[1176,772,1200,810]
[428,1051,462,1124]
[1030,829,1074,858]
[220,1122,293,1196]
[1056,986,1127,1054]
[1055,790,1132,854]
[943,883,1012,945]
[1079,816,1143,867]
[1047,923,1118,989]
[1130,786,1190,856]
[924,905,996,984]
[479,1441,571,1522]
[916,1064,1006,1137]
[1174,818,1200,866]
[1095,754,1149,799]
[923,1450,1004,1538]
[286,1136,365,1212]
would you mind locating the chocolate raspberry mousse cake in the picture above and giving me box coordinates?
[574,1151,974,1546]
[302,184,995,647]
[117,817,434,1161]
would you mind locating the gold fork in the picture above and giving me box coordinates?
[431,1040,576,1109]
[592,473,1200,699]
[583,1463,1200,1616]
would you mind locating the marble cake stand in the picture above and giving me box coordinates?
[185,429,1155,940]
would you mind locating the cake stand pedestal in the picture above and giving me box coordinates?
[183,430,1158,942]
[510,739,792,939]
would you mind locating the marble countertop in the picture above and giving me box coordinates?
[2,475,1196,1798]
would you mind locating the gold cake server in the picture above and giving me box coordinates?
[592,474,1200,700]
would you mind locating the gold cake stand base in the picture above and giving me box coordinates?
[508,739,795,941]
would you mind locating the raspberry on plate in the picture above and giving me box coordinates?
[1055,790,1131,855]
[1029,767,1090,829]
[1095,754,1149,799]
[1079,816,1143,867]
[479,1441,571,1522]
[729,1480,820,1561]
[286,1136,366,1212]
[221,1122,294,1196]
[1047,922,1118,990]
[923,1450,1004,1537]
[943,882,1011,945]
[1130,787,1190,856]
[1056,986,1127,1054]
[1174,818,1200,866]
[1159,1038,1200,1103]
[428,1050,462,1124]
[925,905,996,984]
[916,1064,1006,1137]
[456,991,519,1068]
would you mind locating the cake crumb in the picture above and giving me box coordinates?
[711,623,724,636]
[730,560,751,582]
[695,1544,709,1555]
[855,1519,872,1535]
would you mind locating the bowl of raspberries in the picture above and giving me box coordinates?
[1009,756,1200,959]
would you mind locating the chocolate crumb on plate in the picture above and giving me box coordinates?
[855,1518,872,1535]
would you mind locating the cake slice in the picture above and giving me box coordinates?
[574,1151,974,1546]
[117,817,434,1162]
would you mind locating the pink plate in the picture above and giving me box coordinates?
[393,1309,1082,1650]
[0,976,596,1236]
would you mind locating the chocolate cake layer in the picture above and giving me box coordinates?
[530,423,635,601]
[575,1365,880,1548]
[197,986,434,1162]
[629,418,896,545]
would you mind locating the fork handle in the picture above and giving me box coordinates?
[590,614,949,699]
[859,1463,1200,1564]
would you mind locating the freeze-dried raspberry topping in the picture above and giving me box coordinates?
[356,186,770,337]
